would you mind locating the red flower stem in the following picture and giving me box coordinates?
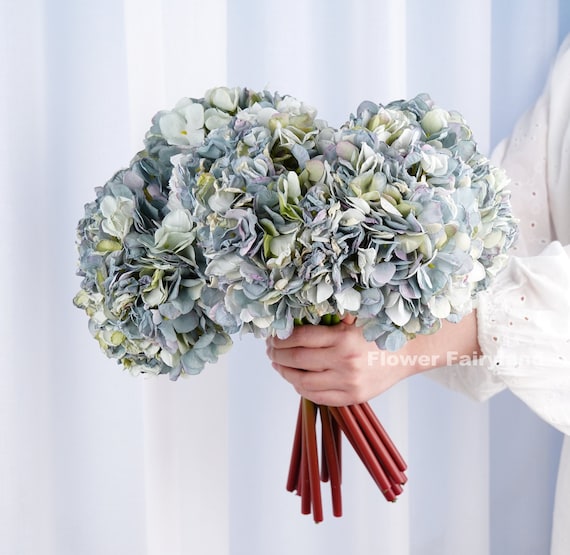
[390,482,403,496]
[302,398,323,523]
[297,403,307,498]
[299,417,311,514]
[360,402,407,474]
[350,404,407,486]
[319,406,343,517]
[320,409,329,483]
[286,399,304,493]
[330,406,397,502]
[320,443,329,483]
[331,412,392,500]
[331,413,342,481]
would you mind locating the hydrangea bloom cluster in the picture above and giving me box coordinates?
[319,94,518,349]
[75,87,518,377]
[74,87,324,378]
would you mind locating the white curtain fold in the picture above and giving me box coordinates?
[1,3,54,552]
[1,0,568,553]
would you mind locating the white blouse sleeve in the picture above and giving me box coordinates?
[476,242,570,435]
[426,36,570,435]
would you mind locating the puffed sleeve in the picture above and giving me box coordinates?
[476,241,570,435]
[426,242,570,434]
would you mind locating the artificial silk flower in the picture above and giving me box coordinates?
[75,86,517,522]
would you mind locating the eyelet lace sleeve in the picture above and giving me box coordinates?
[477,242,570,435]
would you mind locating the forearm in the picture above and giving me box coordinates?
[266,311,481,406]
[400,311,481,375]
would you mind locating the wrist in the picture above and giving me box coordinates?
[405,311,481,375]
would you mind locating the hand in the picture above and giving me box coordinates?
[265,312,480,406]
[265,315,409,406]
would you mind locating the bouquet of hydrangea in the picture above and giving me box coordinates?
[74,86,517,522]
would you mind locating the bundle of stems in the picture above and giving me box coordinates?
[285,315,407,522]
[286,397,407,523]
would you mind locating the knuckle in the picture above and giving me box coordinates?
[288,348,305,369]
[297,370,312,390]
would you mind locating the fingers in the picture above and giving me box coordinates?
[342,314,356,325]
[266,342,330,372]
[268,321,352,349]
[266,323,354,371]
[265,319,376,405]
[272,362,357,407]
[276,363,336,391]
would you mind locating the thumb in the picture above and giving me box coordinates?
[342,314,356,325]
